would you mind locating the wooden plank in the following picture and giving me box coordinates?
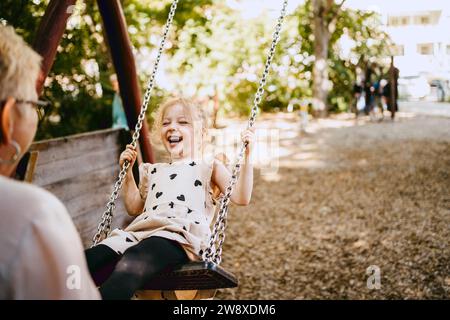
[43,164,118,203]
[30,128,124,166]
[75,203,133,248]
[23,128,140,247]
[24,151,39,183]
[74,204,126,235]
[63,181,117,219]
[75,200,128,232]
[33,146,120,187]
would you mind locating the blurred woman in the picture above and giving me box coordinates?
[0,25,99,299]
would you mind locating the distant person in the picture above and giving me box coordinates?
[368,78,385,121]
[110,74,129,130]
[382,67,399,118]
[364,65,375,115]
[379,79,388,111]
[298,99,309,133]
[0,25,100,299]
[353,81,364,116]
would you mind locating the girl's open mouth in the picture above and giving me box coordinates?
[167,135,183,148]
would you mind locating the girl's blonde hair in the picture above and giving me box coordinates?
[151,96,208,142]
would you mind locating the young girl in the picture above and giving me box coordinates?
[85,97,254,300]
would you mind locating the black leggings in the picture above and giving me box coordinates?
[85,236,189,300]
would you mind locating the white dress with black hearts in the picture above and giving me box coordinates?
[99,158,217,261]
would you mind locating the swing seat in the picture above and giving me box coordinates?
[93,260,238,291]
[144,261,238,290]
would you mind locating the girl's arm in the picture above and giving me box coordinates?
[120,145,145,216]
[212,129,254,206]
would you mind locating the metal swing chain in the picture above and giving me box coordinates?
[204,0,289,264]
[92,0,179,246]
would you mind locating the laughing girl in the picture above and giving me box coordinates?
[85,97,254,299]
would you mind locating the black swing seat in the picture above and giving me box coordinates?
[143,261,238,291]
[93,260,238,291]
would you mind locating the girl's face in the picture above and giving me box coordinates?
[160,103,198,160]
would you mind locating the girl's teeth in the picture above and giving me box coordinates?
[168,136,182,143]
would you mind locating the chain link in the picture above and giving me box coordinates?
[92,0,179,246]
[204,0,288,264]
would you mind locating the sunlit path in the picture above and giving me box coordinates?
[216,113,450,299]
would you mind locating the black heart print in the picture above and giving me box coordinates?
[195,221,200,224]
[151,168,157,174]
[194,180,202,187]
[153,205,158,210]
[151,183,155,190]
[156,192,163,198]
[183,226,187,231]
[189,161,196,166]
[126,237,133,242]
[177,195,185,201]
[187,208,193,214]
[170,173,177,180]
[169,201,174,208]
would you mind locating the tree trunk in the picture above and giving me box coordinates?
[312,0,332,117]
[98,0,155,164]
[33,0,77,94]
[311,0,345,117]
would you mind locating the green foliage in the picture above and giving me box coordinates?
[292,0,391,112]
[1,0,114,140]
[0,0,391,140]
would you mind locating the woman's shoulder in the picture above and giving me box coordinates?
[1,176,62,205]
[0,177,68,220]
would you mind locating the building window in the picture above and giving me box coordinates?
[391,44,405,56]
[401,17,409,25]
[388,16,410,26]
[388,17,398,26]
[417,43,433,55]
[419,15,430,25]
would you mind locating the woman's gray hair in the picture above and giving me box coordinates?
[0,25,42,102]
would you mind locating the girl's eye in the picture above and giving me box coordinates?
[162,122,170,126]
[179,121,189,125]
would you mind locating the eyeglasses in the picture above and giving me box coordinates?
[15,99,51,121]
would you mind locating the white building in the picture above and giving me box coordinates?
[344,0,450,100]
[386,8,450,80]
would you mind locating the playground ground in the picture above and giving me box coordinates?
[212,111,450,299]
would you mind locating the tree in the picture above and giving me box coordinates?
[0,0,391,140]
[0,0,211,140]
[311,0,346,116]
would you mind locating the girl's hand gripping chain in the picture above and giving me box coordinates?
[119,144,138,168]
[241,127,256,157]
